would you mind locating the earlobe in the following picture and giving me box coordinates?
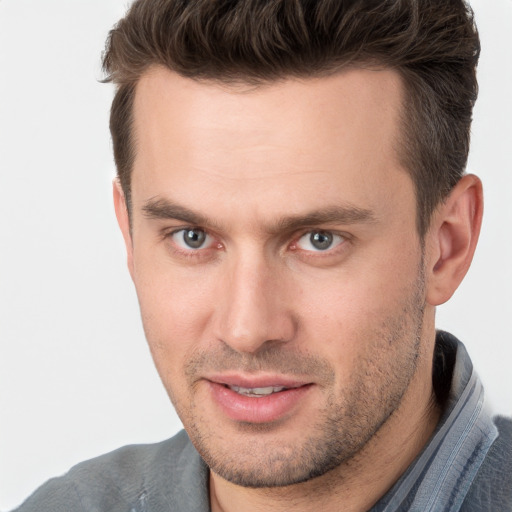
[112,179,135,280]
[426,174,483,306]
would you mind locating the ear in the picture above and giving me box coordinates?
[425,174,483,306]
[113,179,135,280]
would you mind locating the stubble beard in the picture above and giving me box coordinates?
[166,267,426,489]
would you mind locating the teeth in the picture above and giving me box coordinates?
[229,385,287,397]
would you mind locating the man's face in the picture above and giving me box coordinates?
[120,67,431,486]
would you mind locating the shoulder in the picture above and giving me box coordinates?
[12,430,208,512]
[461,416,512,511]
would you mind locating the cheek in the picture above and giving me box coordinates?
[292,254,422,364]
[132,254,220,372]
[293,281,377,373]
[134,276,214,408]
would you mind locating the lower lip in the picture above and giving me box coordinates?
[208,382,313,424]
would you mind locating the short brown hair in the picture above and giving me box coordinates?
[102,0,480,236]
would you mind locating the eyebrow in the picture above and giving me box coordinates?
[142,197,377,233]
[143,197,213,227]
[270,206,377,234]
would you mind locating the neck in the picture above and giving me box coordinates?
[209,344,441,512]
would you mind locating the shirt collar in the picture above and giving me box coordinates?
[373,331,498,512]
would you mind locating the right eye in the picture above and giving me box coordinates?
[171,228,213,250]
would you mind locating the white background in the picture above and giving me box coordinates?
[0,1,511,509]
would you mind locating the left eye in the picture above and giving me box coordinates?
[171,228,213,250]
[296,231,344,252]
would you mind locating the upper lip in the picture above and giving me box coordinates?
[205,373,311,389]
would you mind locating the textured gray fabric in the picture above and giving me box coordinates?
[371,332,508,511]
[13,431,210,512]
[12,333,511,512]
[461,416,512,511]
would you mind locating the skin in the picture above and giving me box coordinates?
[114,66,483,512]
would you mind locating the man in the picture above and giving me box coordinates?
[13,0,511,511]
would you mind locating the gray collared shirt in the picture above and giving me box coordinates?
[371,331,502,511]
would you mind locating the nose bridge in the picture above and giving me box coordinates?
[214,247,295,353]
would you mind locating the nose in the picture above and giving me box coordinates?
[212,254,297,354]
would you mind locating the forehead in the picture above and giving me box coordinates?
[130,67,413,227]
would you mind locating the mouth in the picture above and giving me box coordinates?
[206,376,313,423]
